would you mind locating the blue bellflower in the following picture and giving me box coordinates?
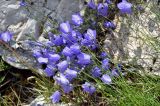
[102,58,110,70]
[50,91,61,103]
[87,0,96,9]
[104,21,116,29]
[72,14,83,26]
[44,65,55,77]
[57,60,68,73]
[91,67,102,78]
[60,21,71,34]
[48,54,60,62]
[62,46,73,57]
[54,74,69,86]
[61,84,73,93]
[77,53,91,65]
[0,31,12,42]
[82,82,96,94]
[101,74,112,84]
[37,57,48,64]
[65,68,77,81]
[97,3,108,16]
[70,44,81,55]
[117,0,132,14]
[52,35,64,46]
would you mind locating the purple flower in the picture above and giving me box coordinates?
[77,53,91,65]
[91,67,102,78]
[111,69,119,77]
[48,54,60,62]
[104,21,116,29]
[50,91,61,103]
[57,60,68,73]
[100,52,107,58]
[117,0,132,14]
[37,57,48,64]
[19,0,27,6]
[105,0,111,4]
[61,84,73,93]
[60,21,71,34]
[33,50,42,58]
[102,58,110,70]
[44,65,55,77]
[72,14,83,26]
[62,46,73,57]
[97,3,108,16]
[52,35,63,46]
[0,31,12,42]
[54,74,69,86]
[70,44,81,54]
[65,69,77,81]
[87,0,96,9]
[84,29,96,41]
[101,74,112,84]
[82,82,96,94]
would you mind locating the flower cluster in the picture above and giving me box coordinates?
[32,0,132,103]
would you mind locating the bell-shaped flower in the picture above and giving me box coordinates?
[117,0,132,14]
[33,50,42,58]
[54,74,69,86]
[97,3,108,16]
[111,68,119,77]
[105,0,111,4]
[0,31,13,42]
[100,52,107,58]
[70,44,81,55]
[37,57,48,64]
[77,53,91,65]
[87,0,96,9]
[57,60,68,73]
[61,84,73,93]
[48,54,60,62]
[62,46,73,57]
[44,65,55,77]
[82,82,96,94]
[102,58,110,70]
[60,21,71,34]
[19,0,27,6]
[52,35,64,46]
[101,74,112,84]
[65,68,77,81]
[50,91,61,103]
[91,67,102,78]
[104,21,116,29]
[72,14,83,26]
[84,29,96,41]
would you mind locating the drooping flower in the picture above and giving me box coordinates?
[50,91,61,103]
[105,0,111,4]
[33,50,42,58]
[87,0,96,9]
[91,67,102,78]
[97,3,108,16]
[19,0,27,6]
[72,14,83,26]
[100,52,107,58]
[82,82,96,94]
[111,68,119,77]
[48,54,60,62]
[60,21,71,34]
[102,58,110,70]
[37,57,48,64]
[57,60,68,73]
[104,21,116,29]
[54,74,69,86]
[70,44,81,55]
[65,68,77,81]
[52,35,63,46]
[84,29,96,41]
[44,65,55,77]
[77,53,91,65]
[101,74,112,84]
[61,84,73,93]
[62,46,73,57]
[0,31,13,42]
[117,0,132,14]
